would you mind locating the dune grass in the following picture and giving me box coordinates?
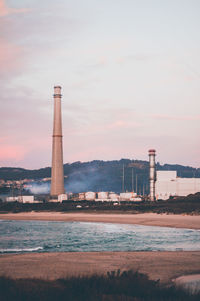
[0,269,200,301]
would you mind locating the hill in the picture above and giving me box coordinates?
[0,159,200,194]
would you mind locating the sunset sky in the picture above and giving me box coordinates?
[0,0,200,169]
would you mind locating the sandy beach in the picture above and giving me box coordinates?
[0,251,200,284]
[0,212,200,229]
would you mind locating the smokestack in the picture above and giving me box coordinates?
[50,86,65,196]
[148,149,156,201]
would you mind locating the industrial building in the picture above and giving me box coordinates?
[148,149,200,200]
[6,196,36,203]
[155,171,200,200]
[58,193,68,202]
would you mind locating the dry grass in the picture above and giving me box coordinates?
[0,270,200,301]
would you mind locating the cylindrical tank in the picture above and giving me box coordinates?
[120,192,134,200]
[109,193,119,199]
[97,192,108,199]
[85,191,96,201]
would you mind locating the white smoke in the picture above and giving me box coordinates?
[25,183,50,194]
[65,166,102,193]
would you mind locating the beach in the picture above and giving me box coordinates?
[1,251,200,284]
[1,212,200,284]
[0,212,200,229]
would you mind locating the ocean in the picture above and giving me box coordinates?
[0,220,200,253]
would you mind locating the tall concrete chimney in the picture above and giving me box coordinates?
[50,86,65,196]
[148,149,156,201]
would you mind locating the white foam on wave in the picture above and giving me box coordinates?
[0,246,43,253]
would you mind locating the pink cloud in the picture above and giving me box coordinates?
[0,39,22,75]
[0,135,51,167]
[0,144,27,161]
[0,0,30,17]
[151,114,200,121]
[108,120,141,129]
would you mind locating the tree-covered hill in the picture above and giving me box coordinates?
[0,159,200,194]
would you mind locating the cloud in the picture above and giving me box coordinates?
[63,106,141,136]
[0,0,30,17]
[116,53,155,64]
[108,120,141,129]
[0,39,23,77]
[151,114,200,121]
[0,144,27,161]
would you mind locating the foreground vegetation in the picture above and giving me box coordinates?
[0,193,200,215]
[0,270,199,301]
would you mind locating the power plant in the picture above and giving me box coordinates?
[155,170,200,200]
[50,86,65,196]
[1,86,199,204]
[26,86,199,202]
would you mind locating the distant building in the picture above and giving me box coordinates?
[18,196,34,203]
[58,194,68,202]
[6,197,18,202]
[6,196,35,203]
[78,192,85,200]
[155,171,200,200]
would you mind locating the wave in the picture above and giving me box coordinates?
[0,246,43,253]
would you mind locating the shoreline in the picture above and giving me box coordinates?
[0,212,200,229]
[1,213,200,285]
[1,251,200,284]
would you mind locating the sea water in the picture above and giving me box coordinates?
[0,220,200,253]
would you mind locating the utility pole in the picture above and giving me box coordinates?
[136,174,138,195]
[122,164,125,193]
[131,168,134,192]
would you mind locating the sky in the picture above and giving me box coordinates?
[0,0,200,169]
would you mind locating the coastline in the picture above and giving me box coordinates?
[0,212,200,229]
[1,212,200,284]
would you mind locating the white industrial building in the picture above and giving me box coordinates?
[6,196,35,203]
[155,171,200,200]
[18,195,34,203]
[58,194,68,202]
[6,196,19,202]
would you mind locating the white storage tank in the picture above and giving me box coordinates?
[97,192,108,199]
[120,192,135,200]
[85,191,96,201]
[109,193,119,200]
